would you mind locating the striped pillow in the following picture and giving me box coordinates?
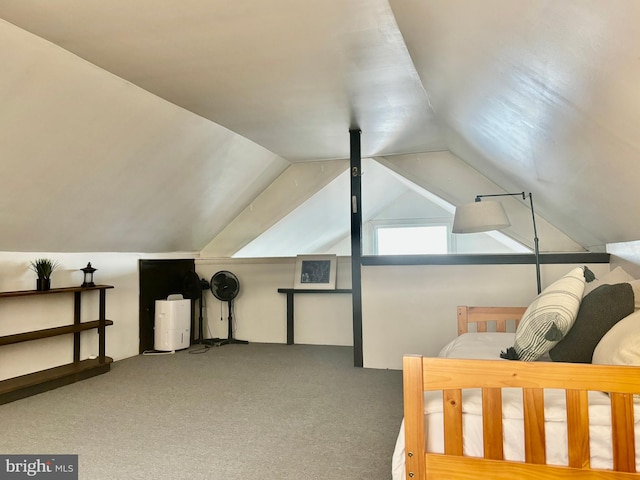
[505,267,586,361]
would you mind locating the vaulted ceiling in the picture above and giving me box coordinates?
[1,1,639,254]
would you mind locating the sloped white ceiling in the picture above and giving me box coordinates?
[231,158,413,257]
[389,0,640,251]
[375,152,584,252]
[231,154,584,258]
[0,20,287,252]
[2,1,640,254]
[201,161,349,257]
[0,0,444,161]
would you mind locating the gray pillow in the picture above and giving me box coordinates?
[549,283,634,363]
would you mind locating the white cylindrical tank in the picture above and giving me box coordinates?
[154,298,190,351]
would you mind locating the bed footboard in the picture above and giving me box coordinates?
[402,355,640,480]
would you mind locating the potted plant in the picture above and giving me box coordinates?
[29,258,60,291]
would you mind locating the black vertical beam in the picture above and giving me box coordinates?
[98,288,106,363]
[286,292,294,345]
[73,292,81,363]
[350,129,363,368]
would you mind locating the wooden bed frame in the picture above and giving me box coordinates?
[402,306,639,479]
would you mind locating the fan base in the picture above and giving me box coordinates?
[202,337,248,346]
[217,338,249,346]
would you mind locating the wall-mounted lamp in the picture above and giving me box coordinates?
[452,192,541,294]
[81,262,97,288]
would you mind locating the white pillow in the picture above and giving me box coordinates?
[583,266,635,296]
[592,310,640,366]
[508,267,585,361]
[438,332,515,360]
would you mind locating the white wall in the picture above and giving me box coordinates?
[0,253,355,382]
[361,262,611,369]
[195,257,612,371]
[0,252,614,381]
[195,257,354,346]
[0,251,193,381]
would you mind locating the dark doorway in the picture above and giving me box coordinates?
[138,259,195,353]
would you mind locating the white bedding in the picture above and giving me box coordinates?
[391,333,640,480]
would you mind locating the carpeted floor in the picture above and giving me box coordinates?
[0,343,403,480]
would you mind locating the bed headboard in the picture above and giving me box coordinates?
[457,306,527,335]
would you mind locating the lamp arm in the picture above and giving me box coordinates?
[528,193,542,294]
[474,191,526,202]
[476,191,542,294]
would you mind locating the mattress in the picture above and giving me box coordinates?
[391,333,640,480]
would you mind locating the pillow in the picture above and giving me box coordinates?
[438,332,516,360]
[501,267,586,361]
[548,283,634,363]
[592,311,640,401]
[592,310,640,366]
[583,266,635,296]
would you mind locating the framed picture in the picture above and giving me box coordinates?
[294,254,337,290]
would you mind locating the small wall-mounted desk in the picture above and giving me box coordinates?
[277,288,352,345]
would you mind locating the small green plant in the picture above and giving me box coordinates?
[29,258,60,279]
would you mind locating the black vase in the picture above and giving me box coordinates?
[36,278,51,291]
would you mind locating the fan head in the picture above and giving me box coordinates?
[210,270,240,302]
[182,271,210,299]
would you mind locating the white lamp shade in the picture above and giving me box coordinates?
[452,200,511,233]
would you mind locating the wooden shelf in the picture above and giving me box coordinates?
[0,285,114,404]
[0,284,114,299]
[0,320,114,347]
[0,357,113,405]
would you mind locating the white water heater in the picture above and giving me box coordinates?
[154,297,190,351]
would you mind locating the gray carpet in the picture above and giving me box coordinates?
[0,344,403,480]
